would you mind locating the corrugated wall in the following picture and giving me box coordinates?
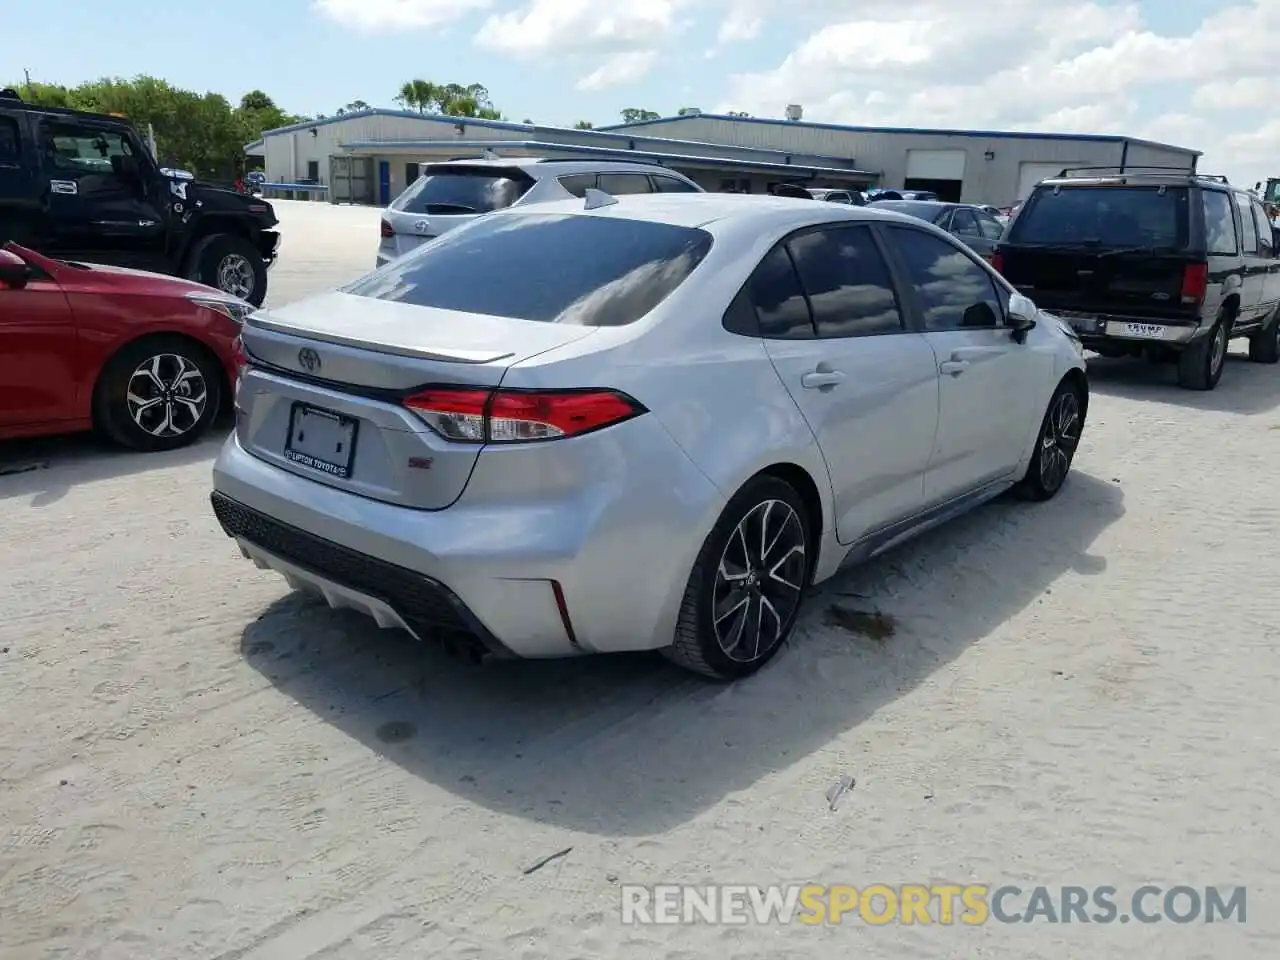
[606,118,1199,206]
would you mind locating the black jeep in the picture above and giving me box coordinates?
[994,166,1280,390]
[0,89,279,305]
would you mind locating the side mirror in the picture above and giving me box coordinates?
[0,249,31,289]
[1007,292,1038,341]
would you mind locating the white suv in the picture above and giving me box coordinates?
[376,157,703,266]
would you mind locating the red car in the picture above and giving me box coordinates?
[0,242,249,451]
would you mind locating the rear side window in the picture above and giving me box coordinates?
[741,245,814,339]
[1235,192,1259,255]
[786,226,903,337]
[1252,200,1274,257]
[0,117,18,164]
[1203,191,1237,254]
[652,175,699,193]
[596,173,652,195]
[977,214,1004,241]
[345,213,712,326]
[389,166,533,214]
[950,209,981,237]
[558,173,595,198]
[1011,186,1189,248]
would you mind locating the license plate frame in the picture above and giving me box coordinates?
[1063,314,1097,333]
[284,403,359,479]
[1119,322,1167,340]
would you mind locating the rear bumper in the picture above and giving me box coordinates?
[210,422,723,659]
[1053,309,1205,347]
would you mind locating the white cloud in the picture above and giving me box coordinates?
[577,51,659,90]
[716,0,1280,187]
[475,0,682,56]
[312,0,489,31]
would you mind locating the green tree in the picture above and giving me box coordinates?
[620,108,660,123]
[574,119,593,129]
[396,79,503,119]
[336,99,371,116]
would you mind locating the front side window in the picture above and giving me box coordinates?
[41,122,135,179]
[886,226,1004,331]
[389,165,533,214]
[785,226,903,337]
[1202,190,1237,255]
[345,212,712,327]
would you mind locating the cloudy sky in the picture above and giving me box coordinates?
[5,0,1277,186]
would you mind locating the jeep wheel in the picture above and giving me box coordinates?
[1177,314,1229,390]
[197,234,267,307]
[1248,310,1280,364]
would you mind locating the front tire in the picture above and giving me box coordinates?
[1016,378,1084,502]
[94,336,222,452]
[196,233,267,307]
[664,476,811,680]
[1248,309,1280,364]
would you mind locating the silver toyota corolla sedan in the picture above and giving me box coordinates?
[211,192,1088,680]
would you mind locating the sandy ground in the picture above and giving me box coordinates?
[2,200,1279,958]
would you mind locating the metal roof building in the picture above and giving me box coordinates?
[245,107,1202,208]
[602,112,1202,207]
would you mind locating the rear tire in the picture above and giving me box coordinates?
[1177,313,1229,390]
[664,476,811,681]
[1248,310,1280,364]
[195,233,267,307]
[1015,378,1084,502]
[94,336,222,452]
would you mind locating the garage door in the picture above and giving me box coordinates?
[1016,162,1069,201]
[905,149,967,181]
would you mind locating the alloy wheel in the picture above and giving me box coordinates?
[126,353,208,438]
[712,499,807,663]
[1210,324,1227,378]
[1039,390,1081,493]
[217,253,255,299]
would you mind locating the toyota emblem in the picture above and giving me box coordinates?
[298,347,321,373]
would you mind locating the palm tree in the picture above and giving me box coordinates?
[394,80,439,113]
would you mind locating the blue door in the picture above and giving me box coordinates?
[378,161,391,206]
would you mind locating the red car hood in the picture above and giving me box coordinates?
[6,242,217,297]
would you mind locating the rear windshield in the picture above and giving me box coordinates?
[344,212,713,326]
[1010,185,1189,248]
[871,200,944,221]
[389,166,533,215]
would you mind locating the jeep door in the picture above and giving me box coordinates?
[34,116,167,268]
[0,110,39,245]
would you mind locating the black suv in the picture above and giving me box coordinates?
[0,89,279,305]
[994,166,1280,390]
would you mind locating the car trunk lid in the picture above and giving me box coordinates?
[235,292,597,510]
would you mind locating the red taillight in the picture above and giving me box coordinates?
[402,387,645,443]
[1181,262,1208,304]
[990,251,1004,274]
[380,219,394,238]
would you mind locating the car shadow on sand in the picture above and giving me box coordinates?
[1086,349,1280,415]
[0,424,230,507]
[240,470,1123,836]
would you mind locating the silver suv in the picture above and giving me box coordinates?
[376,157,703,266]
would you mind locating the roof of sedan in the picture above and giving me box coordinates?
[497,192,916,230]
